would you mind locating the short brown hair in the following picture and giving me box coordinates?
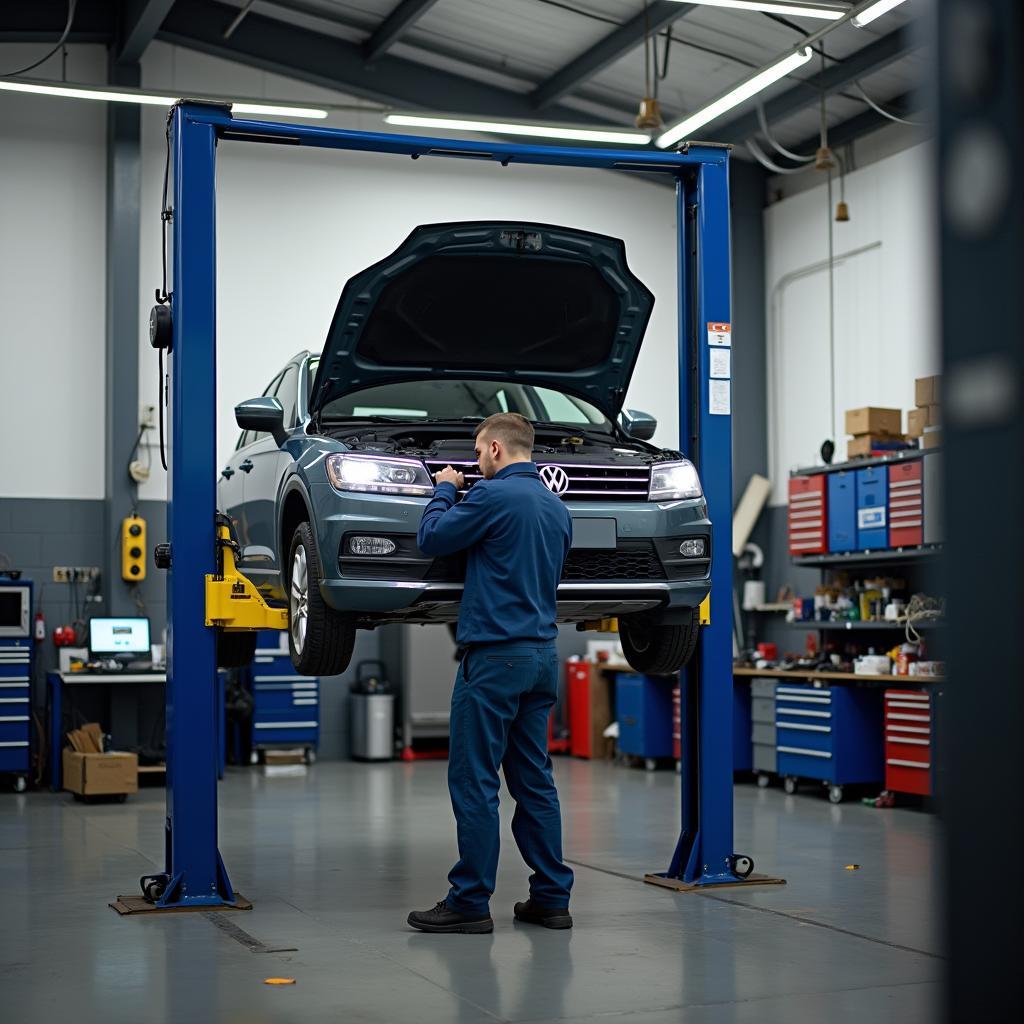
[474,412,534,455]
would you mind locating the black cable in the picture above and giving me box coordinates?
[760,11,845,62]
[157,119,172,472]
[1,0,77,77]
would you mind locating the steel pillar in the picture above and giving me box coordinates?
[151,103,755,907]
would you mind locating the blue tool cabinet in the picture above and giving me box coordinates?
[827,471,857,553]
[0,579,32,791]
[856,466,889,549]
[251,632,319,758]
[616,674,674,761]
[775,682,882,802]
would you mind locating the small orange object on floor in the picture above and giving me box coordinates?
[264,978,296,986]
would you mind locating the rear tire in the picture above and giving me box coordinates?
[287,521,356,676]
[216,630,257,669]
[620,609,700,675]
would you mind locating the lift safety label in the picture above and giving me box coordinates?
[709,348,731,380]
[707,322,731,347]
[709,379,731,416]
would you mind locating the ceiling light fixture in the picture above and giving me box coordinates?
[668,0,847,20]
[384,113,651,145]
[656,46,812,149]
[0,78,329,118]
[851,0,909,27]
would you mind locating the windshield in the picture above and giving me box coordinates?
[316,374,613,432]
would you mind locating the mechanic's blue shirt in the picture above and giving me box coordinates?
[417,462,572,645]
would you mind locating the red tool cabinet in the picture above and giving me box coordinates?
[884,689,932,796]
[788,475,828,555]
[888,462,924,547]
[567,662,612,759]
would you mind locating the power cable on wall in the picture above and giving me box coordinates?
[1,0,76,77]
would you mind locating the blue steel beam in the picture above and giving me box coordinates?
[160,0,617,125]
[118,0,176,62]
[363,0,441,63]
[531,2,695,111]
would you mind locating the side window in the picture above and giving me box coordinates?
[276,365,299,428]
[236,430,251,450]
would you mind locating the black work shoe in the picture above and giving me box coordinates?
[408,899,494,934]
[513,898,573,929]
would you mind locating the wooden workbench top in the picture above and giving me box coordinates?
[732,666,944,684]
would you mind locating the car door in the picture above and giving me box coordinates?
[239,364,298,602]
[218,428,252,539]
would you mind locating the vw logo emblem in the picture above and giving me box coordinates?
[539,465,570,496]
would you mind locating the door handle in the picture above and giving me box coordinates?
[239,459,254,473]
[221,466,235,479]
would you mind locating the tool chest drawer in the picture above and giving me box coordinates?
[788,475,827,555]
[751,695,777,724]
[856,466,888,550]
[0,642,31,680]
[252,632,318,748]
[775,684,882,785]
[0,639,31,776]
[884,689,932,796]
[615,674,674,759]
[827,472,856,553]
[888,462,923,547]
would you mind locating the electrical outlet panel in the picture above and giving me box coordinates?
[53,566,100,583]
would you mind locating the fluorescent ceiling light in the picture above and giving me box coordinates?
[0,78,329,119]
[656,47,812,149]
[385,113,651,145]
[669,0,847,20]
[851,0,909,27]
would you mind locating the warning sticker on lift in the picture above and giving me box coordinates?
[707,322,731,347]
[709,379,731,416]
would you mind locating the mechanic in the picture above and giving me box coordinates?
[407,412,575,934]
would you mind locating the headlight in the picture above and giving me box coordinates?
[649,460,702,501]
[326,454,434,496]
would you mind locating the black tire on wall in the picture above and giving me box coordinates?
[287,521,356,676]
[619,609,700,675]
[216,630,257,669]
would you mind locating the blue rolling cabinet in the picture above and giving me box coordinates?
[775,682,882,803]
[251,632,319,761]
[827,471,857,553]
[616,674,674,765]
[0,578,33,792]
[856,466,888,549]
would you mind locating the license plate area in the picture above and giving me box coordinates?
[570,518,617,549]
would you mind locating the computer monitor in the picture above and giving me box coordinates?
[89,617,151,658]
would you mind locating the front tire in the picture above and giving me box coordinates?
[620,609,700,675]
[287,521,356,676]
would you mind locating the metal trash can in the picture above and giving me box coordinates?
[350,660,394,761]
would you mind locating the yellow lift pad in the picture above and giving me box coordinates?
[205,522,288,632]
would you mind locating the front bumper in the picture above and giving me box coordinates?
[310,483,711,624]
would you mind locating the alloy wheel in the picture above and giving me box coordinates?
[290,544,309,654]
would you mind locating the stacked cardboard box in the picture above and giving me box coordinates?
[63,722,138,797]
[908,375,942,450]
[844,407,906,459]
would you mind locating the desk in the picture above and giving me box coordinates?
[48,672,226,791]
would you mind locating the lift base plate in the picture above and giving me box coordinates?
[109,894,253,915]
[643,872,786,893]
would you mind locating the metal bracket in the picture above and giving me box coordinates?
[205,520,288,631]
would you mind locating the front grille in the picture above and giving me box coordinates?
[561,543,666,581]
[423,460,651,501]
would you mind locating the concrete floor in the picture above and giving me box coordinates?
[0,760,941,1023]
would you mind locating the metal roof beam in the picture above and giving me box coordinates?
[363,0,441,63]
[713,26,917,144]
[531,2,694,111]
[159,0,615,124]
[791,91,922,151]
[0,0,113,42]
[118,0,176,62]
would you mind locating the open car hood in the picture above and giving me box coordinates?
[309,221,655,421]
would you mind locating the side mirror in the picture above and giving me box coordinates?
[235,397,287,447]
[619,408,657,441]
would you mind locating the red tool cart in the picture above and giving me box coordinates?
[788,475,828,555]
[884,689,932,796]
[888,461,924,547]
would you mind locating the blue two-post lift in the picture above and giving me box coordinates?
[141,101,777,910]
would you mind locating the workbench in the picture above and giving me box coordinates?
[47,672,225,791]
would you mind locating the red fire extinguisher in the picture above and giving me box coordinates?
[34,610,46,642]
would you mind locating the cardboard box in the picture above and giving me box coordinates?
[921,428,942,450]
[847,435,907,459]
[915,375,941,407]
[907,405,941,437]
[63,749,138,796]
[845,407,902,438]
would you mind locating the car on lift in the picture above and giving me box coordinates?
[217,221,711,676]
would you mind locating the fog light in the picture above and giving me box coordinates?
[679,539,706,558]
[348,536,397,556]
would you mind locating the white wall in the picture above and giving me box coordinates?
[764,142,939,504]
[0,46,109,499]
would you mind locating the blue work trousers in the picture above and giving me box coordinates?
[446,640,574,917]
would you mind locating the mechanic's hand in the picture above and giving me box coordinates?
[434,466,465,489]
